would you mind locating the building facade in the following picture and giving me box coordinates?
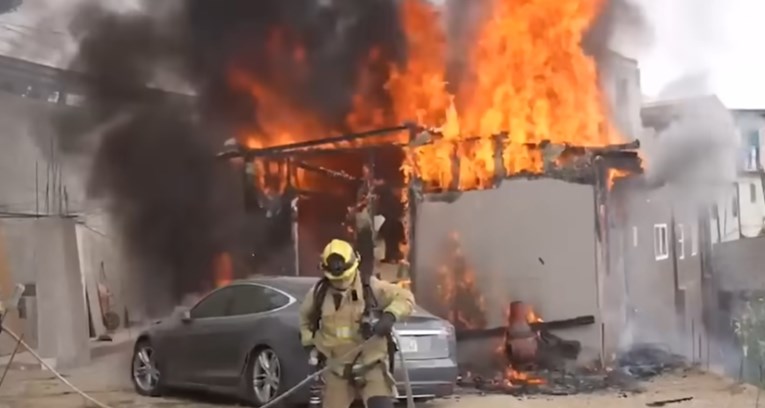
[0,54,134,368]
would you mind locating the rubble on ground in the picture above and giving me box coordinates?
[456,343,690,397]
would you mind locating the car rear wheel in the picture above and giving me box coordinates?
[245,347,283,406]
[131,340,163,397]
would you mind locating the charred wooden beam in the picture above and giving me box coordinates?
[295,161,359,182]
[531,315,595,331]
[218,125,640,164]
[248,125,409,158]
[217,125,411,161]
[404,125,420,293]
[493,133,507,186]
[646,397,694,407]
[600,152,643,173]
[455,315,596,341]
[538,330,582,361]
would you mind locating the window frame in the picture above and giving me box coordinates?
[676,223,685,260]
[654,223,669,261]
[227,283,296,317]
[189,286,235,320]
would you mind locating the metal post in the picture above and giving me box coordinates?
[405,125,420,294]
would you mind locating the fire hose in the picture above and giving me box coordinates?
[259,330,415,408]
[0,323,116,408]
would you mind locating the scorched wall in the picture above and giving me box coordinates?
[413,178,602,363]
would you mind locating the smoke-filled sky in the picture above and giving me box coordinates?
[636,0,765,108]
[0,0,762,109]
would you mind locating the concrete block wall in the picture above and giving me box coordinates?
[34,217,90,369]
[0,217,90,368]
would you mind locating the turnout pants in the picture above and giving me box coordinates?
[321,362,395,408]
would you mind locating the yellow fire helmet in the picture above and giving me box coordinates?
[319,239,360,282]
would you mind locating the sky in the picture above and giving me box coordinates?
[0,0,763,109]
[632,0,765,109]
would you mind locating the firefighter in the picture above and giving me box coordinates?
[299,239,415,408]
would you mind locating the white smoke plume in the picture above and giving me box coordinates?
[641,92,740,202]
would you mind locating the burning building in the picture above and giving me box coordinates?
[0,0,734,380]
[217,0,648,373]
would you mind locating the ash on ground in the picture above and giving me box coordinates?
[456,343,690,397]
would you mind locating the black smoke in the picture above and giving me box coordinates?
[61,0,650,311]
[185,0,405,135]
[61,0,406,310]
[0,0,22,15]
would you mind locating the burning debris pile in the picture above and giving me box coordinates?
[426,240,688,397]
[457,319,690,397]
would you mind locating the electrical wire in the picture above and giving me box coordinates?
[0,323,115,408]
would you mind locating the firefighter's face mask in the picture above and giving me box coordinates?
[320,239,360,290]
[321,253,358,290]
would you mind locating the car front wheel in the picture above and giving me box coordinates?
[245,347,283,406]
[131,340,164,397]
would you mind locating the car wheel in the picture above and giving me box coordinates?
[131,340,164,397]
[245,347,283,406]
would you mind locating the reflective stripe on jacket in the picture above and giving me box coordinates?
[298,274,415,365]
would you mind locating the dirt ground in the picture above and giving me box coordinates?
[0,336,760,408]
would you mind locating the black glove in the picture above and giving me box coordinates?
[372,312,396,337]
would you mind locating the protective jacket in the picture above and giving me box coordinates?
[298,274,414,366]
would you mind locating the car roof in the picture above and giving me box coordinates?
[234,275,320,298]
[234,275,435,318]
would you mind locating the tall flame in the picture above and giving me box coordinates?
[435,232,487,329]
[393,0,617,191]
[227,0,620,271]
[213,252,233,288]
[231,0,616,192]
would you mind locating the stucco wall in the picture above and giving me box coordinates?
[611,181,707,362]
[414,178,602,362]
[0,218,90,367]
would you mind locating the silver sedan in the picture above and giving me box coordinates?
[130,276,458,406]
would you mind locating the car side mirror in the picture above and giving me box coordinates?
[181,310,192,324]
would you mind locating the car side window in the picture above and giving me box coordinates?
[229,285,291,316]
[190,287,234,319]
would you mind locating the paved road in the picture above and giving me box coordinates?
[0,341,760,408]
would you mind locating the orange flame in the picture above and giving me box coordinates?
[607,168,630,189]
[436,232,487,329]
[227,1,621,270]
[504,367,546,386]
[494,303,547,386]
[232,1,618,192]
[394,0,618,191]
[213,252,233,288]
